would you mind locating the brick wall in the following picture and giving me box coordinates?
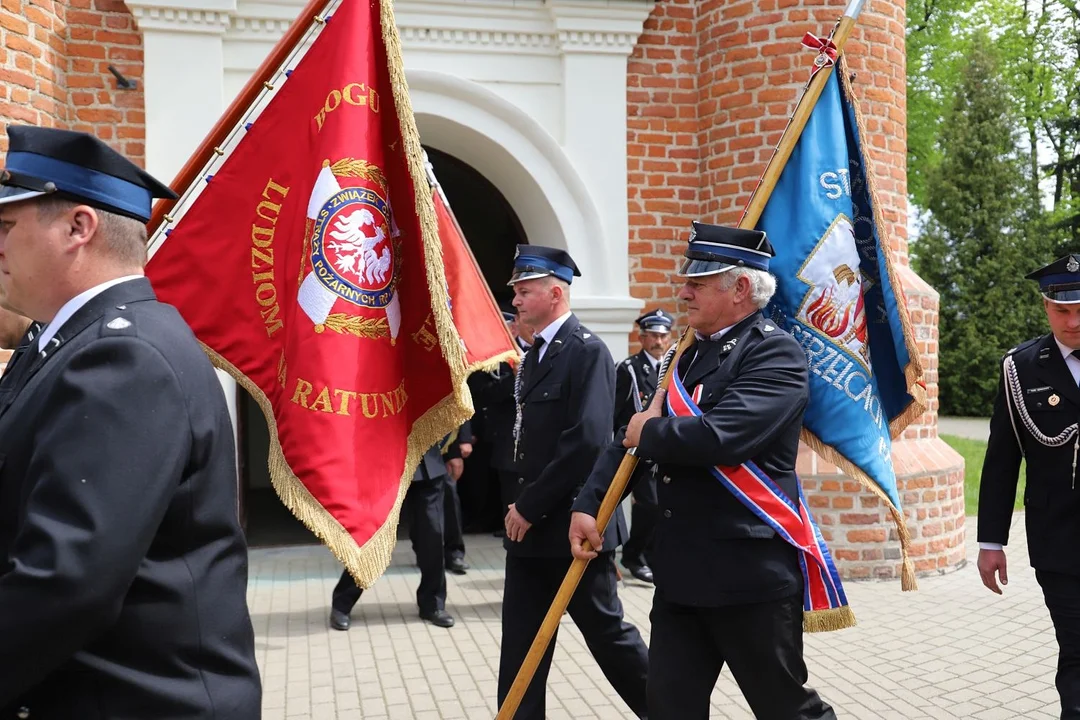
[626,0,699,331]
[0,0,144,164]
[0,0,68,139]
[626,0,964,580]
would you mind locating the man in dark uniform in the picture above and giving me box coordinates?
[498,245,649,720]
[0,126,261,718]
[330,432,465,630]
[570,222,836,720]
[978,253,1080,719]
[443,420,472,574]
[613,308,674,584]
[468,305,528,535]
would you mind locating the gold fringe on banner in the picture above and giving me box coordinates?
[802,429,918,592]
[203,345,468,589]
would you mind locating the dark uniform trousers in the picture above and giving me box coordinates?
[979,334,1080,720]
[649,592,832,720]
[497,553,649,720]
[613,352,660,569]
[575,311,836,720]
[443,477,466,563]
[333,466,447,616]
[442,422,470,564]
[499,314,648,719]
[1038,571,1080,719]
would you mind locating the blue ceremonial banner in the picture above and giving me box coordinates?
[757,58,926,576]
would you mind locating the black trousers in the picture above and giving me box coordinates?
[647,593,835,720]
[332,477,447,615]
[443,476,465,562]
[497,552,649,720]
[622,476,658,568]
[1038,570,1080,719]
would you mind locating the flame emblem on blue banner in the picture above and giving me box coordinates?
[758,59,927,585]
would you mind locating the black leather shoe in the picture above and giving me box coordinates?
[420,609,455,628]
[446,557,469,575]
[627,564,654,584]
[329,609,351,631]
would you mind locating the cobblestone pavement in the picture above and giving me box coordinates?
[249,513,1057,719]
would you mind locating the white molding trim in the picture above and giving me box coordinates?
[548,0,653,55]
[127,0,236,33]
[130,6,232,32]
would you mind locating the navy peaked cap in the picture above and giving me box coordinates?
[0,125,177,222]
[636,308,673,333]
[677,221,775,277]
[1027,254,1080,304]
[508,244,581,285]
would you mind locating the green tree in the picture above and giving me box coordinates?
[906,0,978,206]
[911,36,1049,416]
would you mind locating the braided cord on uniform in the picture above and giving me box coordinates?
[1004,354,1078,447]
[512,346,530,457]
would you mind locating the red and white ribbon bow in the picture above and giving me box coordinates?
[802,32,838,80]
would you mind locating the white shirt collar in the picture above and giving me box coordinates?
[1056,337,1080,362]
[38,276,143,351]
[644,352,660,370]
[536,310,573,347]
[695,324,736,342]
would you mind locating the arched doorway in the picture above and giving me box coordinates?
[239,152,527,546]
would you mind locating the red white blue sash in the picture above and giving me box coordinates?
[666,363,855,632]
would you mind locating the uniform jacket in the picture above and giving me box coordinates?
[506,314,627,557]
[613,349,659,432]
[979,333,1080,575]
[613,350,660,507]
[0,279,261,719]
[574,311,804,606]
[469,362,517,471]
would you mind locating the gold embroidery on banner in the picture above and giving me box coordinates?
[313,313,389,339]
[411,313,438,352]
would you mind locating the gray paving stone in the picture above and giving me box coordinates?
[249,513,1060,718]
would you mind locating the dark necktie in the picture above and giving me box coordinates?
[524,336,546,380]
[680,338,718,376]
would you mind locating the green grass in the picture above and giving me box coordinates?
[940,433,1025,516]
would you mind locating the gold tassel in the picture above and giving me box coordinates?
[803,606,857,633]
[901,555,918,591]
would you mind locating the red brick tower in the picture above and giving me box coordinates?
[627,0,965,580]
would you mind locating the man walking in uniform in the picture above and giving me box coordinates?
[498,245,649,720]
[570,222,835,720]
[978,254,1080,719]
[330,432,465,630]
[613,308,674,584]
[0,126,261,718]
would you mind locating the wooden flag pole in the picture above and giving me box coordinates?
[146,0,336,237]
[495,0,867,716]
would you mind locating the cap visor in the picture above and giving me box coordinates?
[0,186,45,206]
[676,258,736,278]
[1043,290,1080,304]
[507,270,552,286]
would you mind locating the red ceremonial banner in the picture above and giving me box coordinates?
[146,0,478,586]
[427,165,520,371]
